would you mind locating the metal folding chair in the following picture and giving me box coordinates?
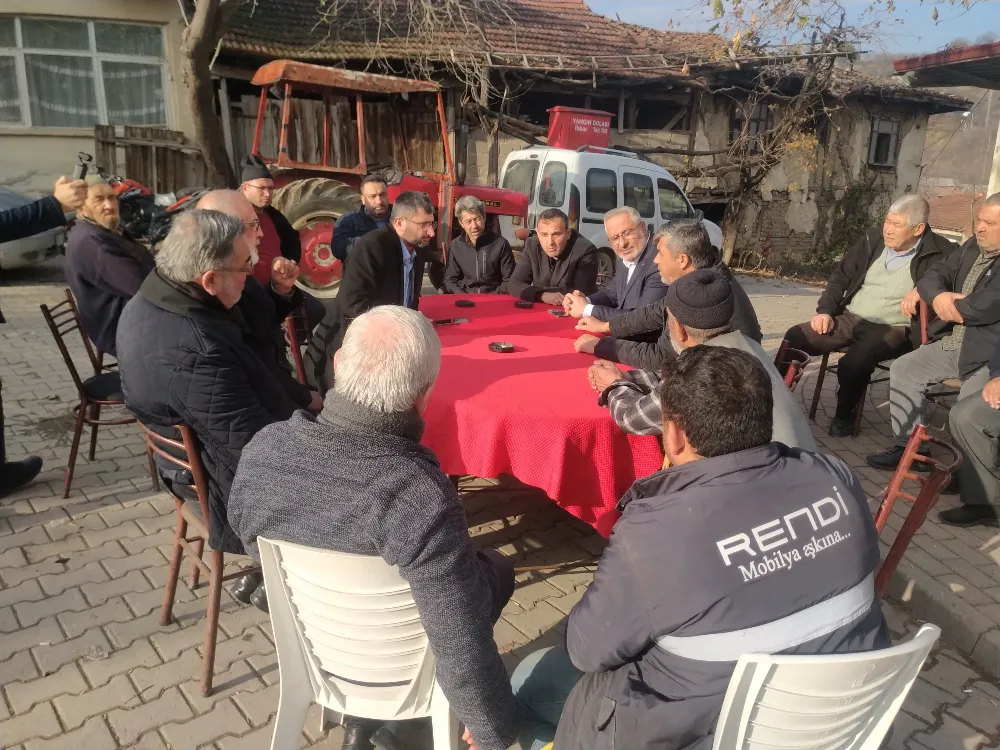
[39,289,136,498]
[873,423,962,597]
[140,422,260,697]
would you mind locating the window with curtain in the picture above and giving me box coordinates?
[0,16,167,128]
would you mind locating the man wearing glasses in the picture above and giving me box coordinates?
[303,191,434,392]
[562,206,667,321]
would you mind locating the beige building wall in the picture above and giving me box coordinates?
[0,1,189,196]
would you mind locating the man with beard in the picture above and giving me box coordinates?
[303,191,434,392]
[331,174,391,265]
[64,174,155,356]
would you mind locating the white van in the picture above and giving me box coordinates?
[498,145,723,282]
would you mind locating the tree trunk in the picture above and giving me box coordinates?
[721,193,744,265]
[180,0,236,188]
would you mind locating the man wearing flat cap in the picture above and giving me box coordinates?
[64,174,155,356]
[239,155,325,328]
[590,268,817,450]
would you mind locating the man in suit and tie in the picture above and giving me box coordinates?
[505,208,599,305]
[562,206,667,321]
[303,191,433,392]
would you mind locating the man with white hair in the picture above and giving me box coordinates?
[229,305,521,750]
[783,194,955,438]
[117,210,298,571]
[563,206,667,320]
[443,195,515,294]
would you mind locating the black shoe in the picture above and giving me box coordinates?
[370,727,401,750]
[866,446,932,472]
[250,582,269,613]
[341,719,380,750]
[0,456,43,499]
[828,417,854,438]
[229,572,262,605]
[938,506,1000,528]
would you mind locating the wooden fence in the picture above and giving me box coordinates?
[94,125,210,193]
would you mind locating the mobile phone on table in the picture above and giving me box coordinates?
[433,318,468,326]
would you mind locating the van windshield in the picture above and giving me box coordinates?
[501,160,539,203]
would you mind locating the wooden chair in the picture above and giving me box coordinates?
[40,290,136,498]
[773,341,810,392]
[139,422,260,697]
[873,423,962,597]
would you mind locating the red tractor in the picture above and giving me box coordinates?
[249,60,529,298]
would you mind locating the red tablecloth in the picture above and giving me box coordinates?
[419,294,664,537]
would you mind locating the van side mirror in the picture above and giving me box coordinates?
[693,209,704,222]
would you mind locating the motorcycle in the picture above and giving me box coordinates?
[73,152,208,246]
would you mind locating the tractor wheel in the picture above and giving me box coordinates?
[597,247,616,287]
[272,177,361,299]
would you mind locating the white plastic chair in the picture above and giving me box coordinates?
[258,537,461,750]
[712,623,940,750]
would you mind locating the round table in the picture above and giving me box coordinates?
[419,294,664,537]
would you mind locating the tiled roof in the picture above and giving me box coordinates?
[222,0,726,76]
[929,192,982,234]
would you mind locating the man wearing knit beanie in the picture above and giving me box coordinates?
[591,268,816,450]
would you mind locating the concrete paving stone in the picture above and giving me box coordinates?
[159,698,251,749]
[910,713,989,750]
[503,600,566,639]
[123,730,169,750]
[14,587,88,628]
[7,509,70,535]
[4,662,88,715]
[106,686,193,746]
[216,600,269,639]
[54,673,140,730]
[102,548,167,579]
[0,650,40,687]
[939,538,993,568]
[81,569,150,607]
[901,674,963,719]
[124,585,191,619]
[0,702,62,746]
[32,627,111,675]
[130,648,203,701]
[23,716,117,750]
[20,535,88,565]
[97,502,162,527]
[178,659,266,714]
[58,596,132,638]
[0,604,17,632]
[0,547,27,569]
[0,579,44,610]
[80,521,144,548]
[135,514,176,536]
[120,529,175,557]
[947,689,1000,735]
[208,627,276,672]
[902,548,961,579]
[969,629,1000,680]
[919,654,980,699]
[79,637,161,688]
[0,617,64,662]
[43,513,105,542]
[547,588,587,616]
[510,577,564,610]
[939,558,1000,591]
[150,619,212,662]
[37,561,109,596]
[232,682,280,727]
[245,654,279,686]
[494,617,529,653]
[105,600,192,650]
[938,575,998,607]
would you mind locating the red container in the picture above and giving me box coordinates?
[547,106,613,150]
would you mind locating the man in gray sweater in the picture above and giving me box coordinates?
[228,306,520,750]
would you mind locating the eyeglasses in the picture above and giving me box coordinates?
[215,257,255,274]
[608,223,645,246]
[244,219,261,231]
[245,183,274,193]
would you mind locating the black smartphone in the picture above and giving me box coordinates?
[433,318,468,326]
[548,309,568,317]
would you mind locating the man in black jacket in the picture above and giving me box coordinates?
[869,193,1000,470]
[0,176,86,498]
[443,195,514,294]
[64,176,155,356]
[942,343,1000,528]
[117,209,298,560]
[562,206,667,321]
[303,191,433,392]
[230,305,520,750]
[784,196,955,437]
[505,208,599,305]
[331,174,391,263]
[512,347,888,750]
[573,219,760,369]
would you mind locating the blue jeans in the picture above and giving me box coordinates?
[511,647,583,750]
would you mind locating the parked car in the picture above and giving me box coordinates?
[0,188,67,269]
[498,145,723,283]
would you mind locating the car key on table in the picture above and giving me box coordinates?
[433,318,469,326]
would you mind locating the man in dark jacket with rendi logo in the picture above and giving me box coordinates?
[511,346,889,750]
